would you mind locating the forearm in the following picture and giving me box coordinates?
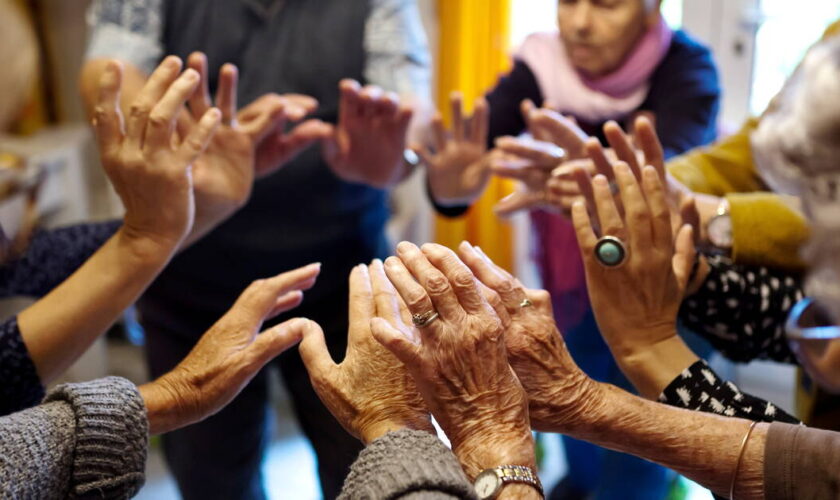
[18,228,176,383]
[555,383,767,499]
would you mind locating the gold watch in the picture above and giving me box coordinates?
[473,464,544,499]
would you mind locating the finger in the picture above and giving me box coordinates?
[93,60,125,161]
[641,165,673,250]
[672,225,697,291]
[383,256,441,342]
[369,259,406,327]
[457,241,528,310]
[394,105,413,137]
[603,121,642,180]
[584,138,615,179]
[338,79,363,123]
[450,92,464,141]
[186,52,212,119]
[281,94,319,120]
[613,162,652,252]
[471,97,489,145]
[241,100,286,143]
[520,99,537,128]
[370,317,421,365]
[358,85,382,120]
[421,243,487,314]
[571,199,598,255]
[215,64,238,125]
[592,173,624,236]
[572,167,597,221]
[494,190,541,218]
[144,68,200,153]
[395,242,465,323]
[679,193,701,237]
[249,317,307,367]
[528,109,587,155]
[177,107,222,164]
[348,264,375,344]
[431,114,447,153]
[476,280,511,330]
[297,319,338,380]
[267,290,305,318]
[634,115,666,181]
[126,55,182,149]
[495,137,564,168]
[231,263,322,327]
[376,91,399,119]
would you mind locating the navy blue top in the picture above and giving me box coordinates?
[0,221,120,416]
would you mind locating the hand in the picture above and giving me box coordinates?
[181,53,320,239]
[456,242,601,432]
[296,261,433,444]
[571,162,699,398]
[371,242,535,480]
[138,263,321,434]
[420,92,491,206]
[92,57,220,249]
[491,102,585,217]
[319,79,413,188]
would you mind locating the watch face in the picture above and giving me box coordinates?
[707,214,734,249]
[474,470,502,499]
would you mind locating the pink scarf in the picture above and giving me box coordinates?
[520,18,673,332]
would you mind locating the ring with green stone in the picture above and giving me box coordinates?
[594,236,627,268]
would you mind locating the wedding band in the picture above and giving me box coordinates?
[412,310,440,328]
[594,236,627,268]
[519,298,533,308]
[608,181,619,195]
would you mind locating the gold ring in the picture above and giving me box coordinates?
[519,298,533,308]
[412,310,440,328]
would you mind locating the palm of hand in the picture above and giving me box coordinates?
[428,141,488,203]
[327,120,405,187]
[191,125,255,218]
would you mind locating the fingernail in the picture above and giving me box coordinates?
[396,241,412,253]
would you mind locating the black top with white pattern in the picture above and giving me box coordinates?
[679,255,804,364]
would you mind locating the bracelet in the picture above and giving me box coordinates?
[729,420,758,500]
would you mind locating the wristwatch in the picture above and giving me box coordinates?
[705,199,733,255]
[474,464,544,499]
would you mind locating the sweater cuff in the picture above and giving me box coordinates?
[727,193,809,270]
[426,178,471,218]
[338,429,476,499]
[0,316,45,416]
[44,376,148,498]
[764,422,800,500]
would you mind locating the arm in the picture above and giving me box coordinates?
[339,429,476,500]
[0,220,120,298]
[680,255,803,364]
[0,377,147,499]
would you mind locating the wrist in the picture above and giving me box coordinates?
[358,415,435,445]
[138,372,195,435]
[117,225,180,264]
[617,334,700,400]
[455,429,536,481]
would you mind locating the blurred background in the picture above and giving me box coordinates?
[2,0,840,498]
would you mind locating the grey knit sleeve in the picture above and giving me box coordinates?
[0,376,148,499]
[338,429,477,500]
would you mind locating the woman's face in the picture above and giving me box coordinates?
[557,0,657,77]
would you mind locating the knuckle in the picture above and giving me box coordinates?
[129,102,150,118]
[425,274,450,295]
[148,112,170,129]
[450,271,475,289]
[405,290,429,310]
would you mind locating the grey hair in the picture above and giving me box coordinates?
[752,36,840,322]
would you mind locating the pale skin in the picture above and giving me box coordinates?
[453,240,767,499]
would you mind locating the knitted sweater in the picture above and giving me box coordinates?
[339,429,477,500]
[0,376,147,499]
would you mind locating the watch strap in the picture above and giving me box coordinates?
[478,464,544,499]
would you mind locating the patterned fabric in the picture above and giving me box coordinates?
[85,0,431,102]
[0,316,43,416]
[680,255,804,363]
[659,360,800,424]
[0,220,120,299]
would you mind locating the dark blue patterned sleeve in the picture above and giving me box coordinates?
[0,316,44,416]
[679,256,803,364]
[659,360,800,424]
[0,221,121,299]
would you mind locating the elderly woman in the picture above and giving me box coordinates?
[419,0,719,496]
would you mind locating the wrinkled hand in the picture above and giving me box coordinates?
[492,102,585,217]
[93,57,220,249]
[420,92,491,206]
[296,261,432,444]
[319,79,413,188]
[371,242,534,480]
[572,162,698,397]
[139,263,321,434]
[181,53,320,240]
[456,242,600,432]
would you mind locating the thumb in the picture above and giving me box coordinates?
[249,317,307,367]
[494,191,539,218]
[297,318,338,378]
[370,317,419,366]
[672,224,697,292]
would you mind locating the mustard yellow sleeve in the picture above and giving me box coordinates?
[727,192,809,271]
[666,117,764,196]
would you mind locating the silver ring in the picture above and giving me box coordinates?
[412,310,440,328]
[519,298,533,308]
[594,235,627,268]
